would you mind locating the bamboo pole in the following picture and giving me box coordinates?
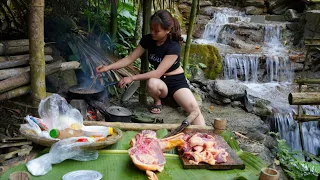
[139,0,152,105]
[29,0,46,107]
[0,61,80,93]
[0,44,52,56]
[293,115,320,122]
[84,121,213,131]
[183,0,198,71]
[295,78,320,85]
[0,55,53,69]
[0,39,29,47]
[0,86,31,101]
[110,0,118,43]
[288,92,320,105]
[0,67,30,80]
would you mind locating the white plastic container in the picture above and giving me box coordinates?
[81,126,112,137]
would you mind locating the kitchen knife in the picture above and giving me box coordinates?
[164,111,199,138]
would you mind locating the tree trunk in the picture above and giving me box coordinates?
[288,92,320,105]
[134,1,143,46]
[29,0,46,107]
[0,61,80,94]
[0,86,31,101]
[110,0,118,43]
[139,0,152,105]
[0,55,53,69]
[183,0,198,71]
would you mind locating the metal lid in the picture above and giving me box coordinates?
[107,106,132,116]
[62,170,102,180]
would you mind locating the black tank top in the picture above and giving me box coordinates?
[139,34,181,73]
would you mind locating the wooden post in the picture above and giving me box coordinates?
[183,0,198,71]
[212,118,226,135]
[29,0,46,107]
[139,0,151,105]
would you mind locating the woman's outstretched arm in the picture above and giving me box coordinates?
[96,45,145,73]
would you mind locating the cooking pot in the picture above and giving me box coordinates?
[105,106,132,122]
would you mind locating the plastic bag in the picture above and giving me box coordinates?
[26,137,98,176]
[38,94,83,130]
[20,115,51,139]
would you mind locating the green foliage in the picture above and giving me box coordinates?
[82,1,137,58]
[221,130,241,152]
[269,132,320,180]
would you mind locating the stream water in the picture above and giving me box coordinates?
[195,7,319,155]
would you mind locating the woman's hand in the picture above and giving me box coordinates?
[118,76,133,88]
[96,65,110,73]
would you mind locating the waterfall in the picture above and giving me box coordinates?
[223,54,259,82]
[272,106,320,155]
[197,7,318,154]
[223,54,294,82]
[264,25,286,54]
[202,8,249,43]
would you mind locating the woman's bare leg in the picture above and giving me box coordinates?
[146,78,168,113]
[173,88,206,125]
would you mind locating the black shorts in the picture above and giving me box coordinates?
[160,73,189,97]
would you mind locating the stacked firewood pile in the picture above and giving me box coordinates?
[0,137,34,173]
[0,39,80,101]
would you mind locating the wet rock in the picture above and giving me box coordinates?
[199,6,217,16]
[228,17,240,23]
[243,0,265,8]
[178,4,191,16]
[209,91,232,104]
[190,66,207,85]
[294,63,305,72]
[220,34,257,49]
[263,135,277,149]
[245,6,264,15]
[208,80,247,100]
[231,101,243,108]
[193,15,211,38]
[244,90,273,117]
[199,1,213,7]
[284,9,299,22]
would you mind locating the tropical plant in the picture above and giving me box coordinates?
[270,132,320,180]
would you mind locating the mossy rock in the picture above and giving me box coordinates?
[181,44,222,79]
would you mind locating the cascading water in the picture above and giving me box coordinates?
[196,7,319,155]
[202,8,250,42]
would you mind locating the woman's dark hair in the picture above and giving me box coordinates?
[150,10,183,43]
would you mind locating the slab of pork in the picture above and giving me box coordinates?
[128,130,184,180]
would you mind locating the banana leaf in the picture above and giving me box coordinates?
[0,130,266,180]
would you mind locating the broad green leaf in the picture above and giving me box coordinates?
[198,63,207,68]
[221,130,241,151]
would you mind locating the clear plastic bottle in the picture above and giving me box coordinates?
[49,128,84,139]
